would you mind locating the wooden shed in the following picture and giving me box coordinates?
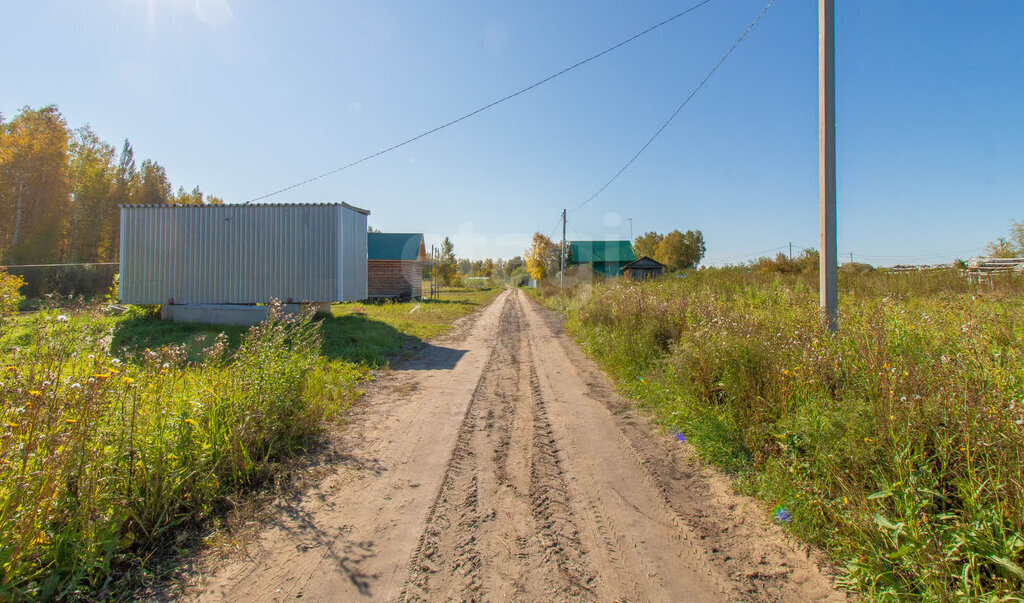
[368,233,427,299]
[622,256,666,280]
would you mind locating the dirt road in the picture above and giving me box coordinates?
[193,289,841,601]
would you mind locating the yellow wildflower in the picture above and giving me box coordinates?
[93,373,110,379]
[65,418,77,424]
[109,368,121,375]
[184,418,198,426]
[28,390,42,396]
[843,496,849,505]
[6,421,18,428]
[4,366,16,372]
[122,377,134,385]
[864,437,874,443]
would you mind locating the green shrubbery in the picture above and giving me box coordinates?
[0,268,25,319]
[0,304,366,599]
[546,269,1024,599]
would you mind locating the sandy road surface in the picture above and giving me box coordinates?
[193,289,841,601]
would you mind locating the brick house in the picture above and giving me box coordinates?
[367,233,427,299]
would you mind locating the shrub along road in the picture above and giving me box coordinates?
[192,289,840,601]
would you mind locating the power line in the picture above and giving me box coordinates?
[569,0,776,214]
[246,0,717,204]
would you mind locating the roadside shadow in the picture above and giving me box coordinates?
[109,311,467,370]
[391,342,467,371]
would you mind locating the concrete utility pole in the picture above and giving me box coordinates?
[560,209,567,288]
[819,0,838,331]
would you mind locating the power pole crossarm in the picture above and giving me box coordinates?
[819,0,838,331]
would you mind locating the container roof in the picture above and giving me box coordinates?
[569,240,637,263]
[368,233,426,261]
[119,201,370,215]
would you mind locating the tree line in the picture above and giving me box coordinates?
[523,228,707,281]
[0,105,223,266]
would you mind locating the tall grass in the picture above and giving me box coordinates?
[545,269,1024,600]
[0,303,366,599]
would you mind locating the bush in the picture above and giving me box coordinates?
[0,268,25,319]
[547,269,1024,599]
[6,264,117,299]
[0,304,366,599]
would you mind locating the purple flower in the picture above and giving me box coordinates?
[675,432,686,442]
[774,507,792,523]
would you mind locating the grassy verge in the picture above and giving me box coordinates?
[0,287,499,599]
[537,270,1024,600]
[329,287,502,362]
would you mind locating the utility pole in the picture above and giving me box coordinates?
[819,0,838,331]
[560,209,567,289]
[789,242,793,262]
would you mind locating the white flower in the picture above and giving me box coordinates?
[88,354,95,360]
[111,358,121,365]
[70,383,82,389]
[56,315,69,322]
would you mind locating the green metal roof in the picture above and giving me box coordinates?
[568,240,637,264]
[368,233,425,261]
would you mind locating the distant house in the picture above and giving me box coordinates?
[368,233,427,299]
[568,240,637,277]
[622,256,666,280]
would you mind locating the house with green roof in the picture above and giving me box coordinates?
[567,240,637,277]
[368,233,427,299]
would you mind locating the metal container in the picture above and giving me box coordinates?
[119,203,369,304]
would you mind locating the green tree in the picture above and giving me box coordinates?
[137,159,172,206]
[986,220,1024,258]
[439,236,458,285]
[655,229,705,271]
[68,125,115,261]
[0,105,71,263]
[633,231,664,259]
[526,232,555,280]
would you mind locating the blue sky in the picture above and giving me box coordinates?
[4,1,1023,264]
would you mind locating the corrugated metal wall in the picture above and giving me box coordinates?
[119,204,369,305]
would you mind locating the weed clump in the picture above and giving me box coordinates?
[548,268,1024,599]
[0,303,366,599]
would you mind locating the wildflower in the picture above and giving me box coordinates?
[843,496,849,505]
[70,383,81,389]
[675,432,686,442]
[184,418,198,426]
[28,390,42,396]
[56,315,69,322]
[864,437,874,443]
[122,377,134,384]
[65,418,77,424]
[111,358,121,365]
[93,373,110,379]
[774,507,793,523]
[3,366,15,372]
[108,368,121,375]
[5,421,18,428]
